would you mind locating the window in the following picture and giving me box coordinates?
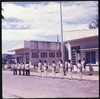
[71,46,80,65]
[85,51,96,64]
[25,53,29,55]
[32,52,39,58]
[56,52,62,57]
[49,52,55,58]
[41,52,47,58]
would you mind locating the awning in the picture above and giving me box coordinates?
[80,47,98,51]
[12,54,23,58]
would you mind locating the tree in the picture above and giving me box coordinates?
[89,2,98,29]
[1,8,5,19]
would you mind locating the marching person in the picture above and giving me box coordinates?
[81,58,86,71]
[65,60,68,75]
[38,60,42,77]
[58,59,62,69]
[63,61,66,76]
[13,63,17,75]
[43,60,48,78]
[18,62,21,75]
[52,60,56,78]
[21,62,25,75]
[77,59,83,80]
[25,62,30,76]
[60,60,64,79]
[68,59,73,79]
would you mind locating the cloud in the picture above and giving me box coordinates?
[1,1,98,53]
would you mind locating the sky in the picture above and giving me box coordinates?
[2,1,98,54]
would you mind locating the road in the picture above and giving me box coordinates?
[2,70,99,98]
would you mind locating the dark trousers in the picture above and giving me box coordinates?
[13,69,17,75]
[19,69,21,75]
[63,66,66,75]
[22,69,25,75]
[65,67,68,74]
[84,65,86,70]
[26,69,30,76]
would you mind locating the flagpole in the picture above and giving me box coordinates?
[60,1,64,61]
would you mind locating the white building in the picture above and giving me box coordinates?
[8,28,98,71]
[63,28,98,71]
[9,41,61,67]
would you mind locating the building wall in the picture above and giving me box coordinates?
[69,36,98,64]
[15,50,61,65]
[30,41,60,51]
[15,41,61,66]
[65,36,98,71]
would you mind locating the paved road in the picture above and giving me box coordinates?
[2,70,99,98]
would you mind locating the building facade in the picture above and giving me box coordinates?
[63,28,98,71]
[9,41,61,67]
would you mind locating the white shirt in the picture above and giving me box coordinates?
[25,64,29,70]
[21,64,25,69]
[77,63,82,68]
[13,64,18,69]
[60,63,64,69]
[65,61,68,67]
[44,63,48,70]
[81,60,86,66]
[52,63,56,68]
[77,63,82,72]
[68,63,72,69]
[38,62,42,67]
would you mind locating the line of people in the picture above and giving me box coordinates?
[12,58,86,80]
[37,58,86,80]
[13,62,30,76]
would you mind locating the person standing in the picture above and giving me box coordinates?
[38,60,42,77]
[65,60,68,75]
[58,59,61,69]
[68,59,73,79]
[43,60,48,78]
[60,60,64,79]
[81,58,86,71]
[25,62,30,76]
[21,62,25,75]
[52,61,56,78]
[77,59,83,80]
[18,62,21,75]
[13,63,17,75]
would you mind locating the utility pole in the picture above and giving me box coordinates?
[60,1,64,61]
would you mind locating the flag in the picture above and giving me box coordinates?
[57,35,61,57]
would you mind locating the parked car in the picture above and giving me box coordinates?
[3,64,12,70]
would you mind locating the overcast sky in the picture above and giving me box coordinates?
[2,1,98,54]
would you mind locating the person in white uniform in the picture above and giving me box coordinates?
[52,61,56,78]
[58,59,61,69]
[25,62,30,76]
[13,63,17,75]
[65,60,68,75]
[81,58,86,71]
[68,59,73,79]
[38,60,42,77]
[21,62,25,75]
[77,59,83,80]
[18,62,21,75]
[43,60,48,77]
[60,60,64,79]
